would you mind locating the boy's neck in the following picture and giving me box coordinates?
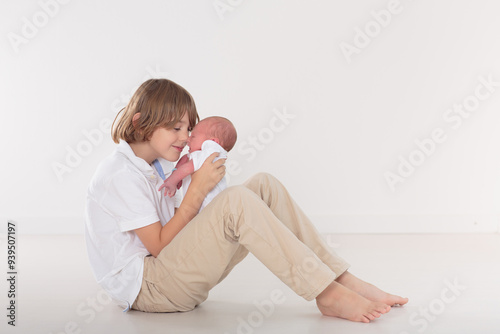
[129,141,156,165]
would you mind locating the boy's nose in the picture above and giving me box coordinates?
[179,130,189,143]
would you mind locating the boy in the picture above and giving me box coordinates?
[159,116,236,211]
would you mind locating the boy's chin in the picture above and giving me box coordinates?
[162,152,181,162]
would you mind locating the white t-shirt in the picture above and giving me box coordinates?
[182,140,228,211]
[84,140,181,310]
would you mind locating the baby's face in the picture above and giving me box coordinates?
[187,121,210,153]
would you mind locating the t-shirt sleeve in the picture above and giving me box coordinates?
[99,171,159,232]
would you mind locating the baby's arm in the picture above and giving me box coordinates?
[158,155,195,197]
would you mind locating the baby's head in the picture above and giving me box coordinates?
[188,116,237,153]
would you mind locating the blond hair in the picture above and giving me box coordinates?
[112,79,199,143]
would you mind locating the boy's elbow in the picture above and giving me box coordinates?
[134,222,165,258]
[151,235,172,258]
[149,241,164,258]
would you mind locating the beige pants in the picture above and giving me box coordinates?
[131,173,349,312]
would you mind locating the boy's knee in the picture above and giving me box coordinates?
[221,185,267,208]
[249,172,278,187]
[210,186,252,207]
[253,172,273,181]
[224,185,256,199]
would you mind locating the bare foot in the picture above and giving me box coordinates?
[316,281,391,323]
[336,271,409,306]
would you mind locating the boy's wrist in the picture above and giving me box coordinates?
[178,186,206,218]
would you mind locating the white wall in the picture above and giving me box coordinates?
[1,0,500,234]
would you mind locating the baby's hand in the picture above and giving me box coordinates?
[158,179,177,197]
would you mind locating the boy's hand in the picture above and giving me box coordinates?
[190,152,225,197]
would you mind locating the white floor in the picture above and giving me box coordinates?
[1,233,499,334]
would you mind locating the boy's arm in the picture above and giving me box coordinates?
[158,156,195,197]
[134,153,225,257]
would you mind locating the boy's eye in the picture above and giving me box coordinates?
[174,128,181,131]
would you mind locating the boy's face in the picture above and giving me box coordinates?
[187,121,210,153]
[147,113,190,162]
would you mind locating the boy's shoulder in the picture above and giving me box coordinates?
[94,150,128,177]
[89,150,140,193]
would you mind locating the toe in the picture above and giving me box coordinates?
[375,303,390,314]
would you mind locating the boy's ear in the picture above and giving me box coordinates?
[132,113,141,128]
[211,138,220,145]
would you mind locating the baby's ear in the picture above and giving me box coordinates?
[212,138,220,145]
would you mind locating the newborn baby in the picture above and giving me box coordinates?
[159,116,237,211]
